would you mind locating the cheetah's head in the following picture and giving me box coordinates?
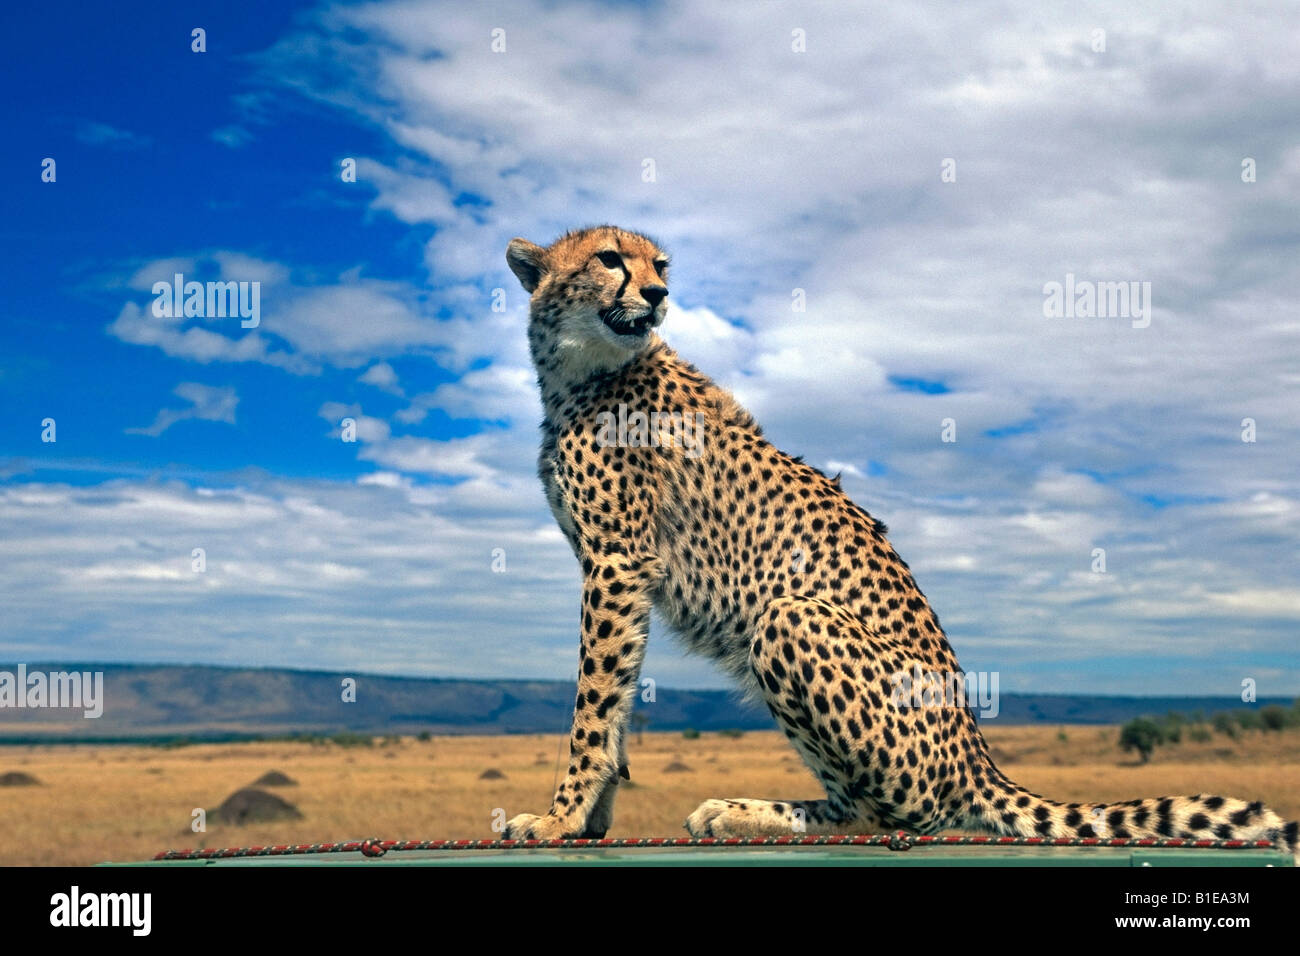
[507,226,669,368]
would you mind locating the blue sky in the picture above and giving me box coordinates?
[4,0,439,483]
[2,0,1298,695]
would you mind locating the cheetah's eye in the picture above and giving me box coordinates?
[596,251,623,269]
[653,259,668,277]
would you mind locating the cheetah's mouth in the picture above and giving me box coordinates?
[599,307,656,337]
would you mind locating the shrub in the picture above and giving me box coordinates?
[1206,712,1237,743]
[1260,705,1288,732]
[681,728,701,740]
[330,731,375,748]
[1236,710,1263,732]
[1119,718,1163,763]
[1159,711,1184,744]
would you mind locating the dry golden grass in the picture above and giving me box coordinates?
[1,725,1297,866]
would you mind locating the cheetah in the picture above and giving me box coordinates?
[500,224,1299,855]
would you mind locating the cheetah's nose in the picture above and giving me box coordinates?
[641,285,667,309]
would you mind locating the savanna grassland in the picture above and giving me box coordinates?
[1,726,1297,866]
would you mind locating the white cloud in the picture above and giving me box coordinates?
[359,361,402,393]
[359,433,505,481]
[108,301,311,373]
[126,382,239,437]
[109,257,443,372]
[318,401,392,443]
[266,281,436,364]
[75,121,151,149]
[421,364,538,424]
[1204,588,1300,617]
[356,157,458,224]
[211,125,253,148]
[210,252,290,286]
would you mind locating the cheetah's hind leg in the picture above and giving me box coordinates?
[684,595,972,840]
[683,597,904,839]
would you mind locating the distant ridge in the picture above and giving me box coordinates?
[0,662,1291,741]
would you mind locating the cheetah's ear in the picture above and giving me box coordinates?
[506,238,548,293]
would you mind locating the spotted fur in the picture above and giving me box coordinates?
[500,225,1298,857]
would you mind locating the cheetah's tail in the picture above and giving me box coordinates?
[966,764,1298,860]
